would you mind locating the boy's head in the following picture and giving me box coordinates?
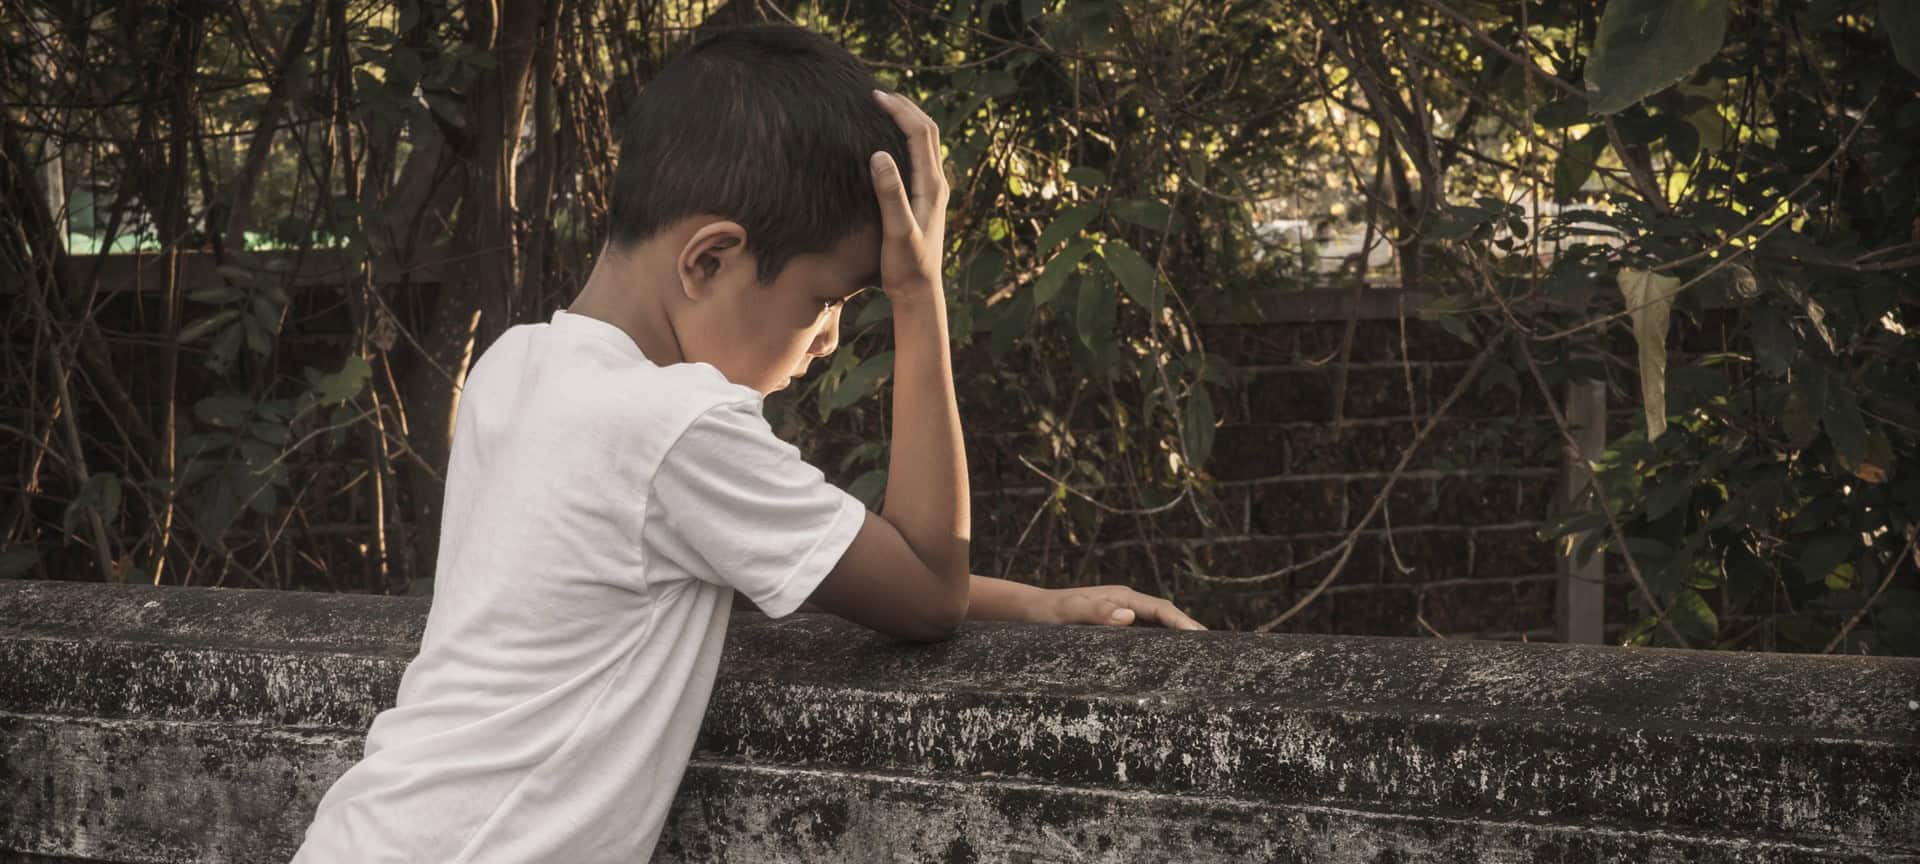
[602,24,916,394]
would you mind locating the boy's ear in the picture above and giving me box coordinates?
[676,220,750,299]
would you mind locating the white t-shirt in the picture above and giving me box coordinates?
[293,308,866,863]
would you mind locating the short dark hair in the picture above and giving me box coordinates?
[606,25,913,282]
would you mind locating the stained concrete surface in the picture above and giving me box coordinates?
[3,580,1916,862]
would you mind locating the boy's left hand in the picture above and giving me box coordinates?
[1042,586,1207,630]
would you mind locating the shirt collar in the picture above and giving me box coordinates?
[550,308,648,362]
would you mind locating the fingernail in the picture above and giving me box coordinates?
[870,152,892,173]
[1110,608,1129,621]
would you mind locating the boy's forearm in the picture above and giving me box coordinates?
[796,574,1039,620]
[881,295,971,585]
[964,573,1050,623]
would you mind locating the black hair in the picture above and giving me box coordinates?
[605,25,914,282]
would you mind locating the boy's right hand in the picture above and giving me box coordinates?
[869,90,950,305]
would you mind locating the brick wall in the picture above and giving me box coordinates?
[971,290,1628,640]
[24,259,1619,639]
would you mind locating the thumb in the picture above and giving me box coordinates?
[869,151,915,241]
[1104,603,1136,626]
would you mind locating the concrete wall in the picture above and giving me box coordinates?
[4,580,1917,862]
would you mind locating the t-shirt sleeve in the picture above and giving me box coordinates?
[648,399,866,617]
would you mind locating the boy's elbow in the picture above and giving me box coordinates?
[901,568,969,643]
[899,608,963,643]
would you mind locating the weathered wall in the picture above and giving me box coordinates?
[4,580,1917,863]
[972,288,1584,640]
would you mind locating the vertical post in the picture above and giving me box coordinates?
[31,9,68,247]
[1557,380,1606,644]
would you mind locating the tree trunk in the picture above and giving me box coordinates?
[395,0,548,582]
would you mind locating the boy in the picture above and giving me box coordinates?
[293,24,1200,863]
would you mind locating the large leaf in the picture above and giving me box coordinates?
[1111,198,1184,233]
[308,355,372,406]
[1884,0,1920,77]
[822,351,894,414]
[1585,0,1729,115]
[1617,268,1684,440]
[1182,384,1215,468]
[1668,588,1719,643]
[1074,275,1117,361]
[1033,238,1093,306]
[1036,204,1097,254]
[1552,128,1607,201]
[1099,240,1160,310]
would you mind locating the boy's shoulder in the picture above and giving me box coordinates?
[482,316,769,453]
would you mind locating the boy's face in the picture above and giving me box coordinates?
[676,222,879,395]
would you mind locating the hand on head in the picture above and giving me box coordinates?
[868,90,951,305]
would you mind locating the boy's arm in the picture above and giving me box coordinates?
[964,574,1207,629]
[791,575,1205,631]
[802,91,970,641]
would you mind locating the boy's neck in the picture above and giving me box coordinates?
[567,241,685,366]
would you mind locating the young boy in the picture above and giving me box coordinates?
[293,24,1200,863]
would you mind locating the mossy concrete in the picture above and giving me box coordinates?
[3,580,1917,862]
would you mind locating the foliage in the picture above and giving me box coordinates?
[1,0,1914,653]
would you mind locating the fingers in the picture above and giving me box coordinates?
[868,151,915,241]
[1069,588,1207,631]
[871,90,949,223]
[1135,596,1206,631]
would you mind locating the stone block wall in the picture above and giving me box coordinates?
[4,581,1918,863]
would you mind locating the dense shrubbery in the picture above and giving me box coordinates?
[3,0,1913,653]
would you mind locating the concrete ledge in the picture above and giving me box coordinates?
[3,580,1917,862]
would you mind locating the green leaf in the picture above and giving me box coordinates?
[1747,308,1794,376]
[1798,532,1856,584]
[62,473,121,540]
[959,249,1007,297]
[1182,384,1216,468]
[1552,128,1607,201]
[1533,96,1591,129]
[822,351,893,414]
[1883,0,1920,77]
[242,314,271,356]
[310,355,372,406]
[1667,588,1719,642]
[1064,165,1107,186]
[990,283,1035,361]
[178,310,240,344]
[1074,275,1117,359]
[1111,198,1184,233]
[1437,312,1477,346]
[1824,562,1857,592]
[1824,386,1870,473]
[189,283,245,304]
[194,395,253,428]
[1034,239,1093,306]
[1661,113,1701,165]
[1585,0,1729,115]
[1099,240,1160,310]
[1643,477,1692,520]
[1036,204,1097,254]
